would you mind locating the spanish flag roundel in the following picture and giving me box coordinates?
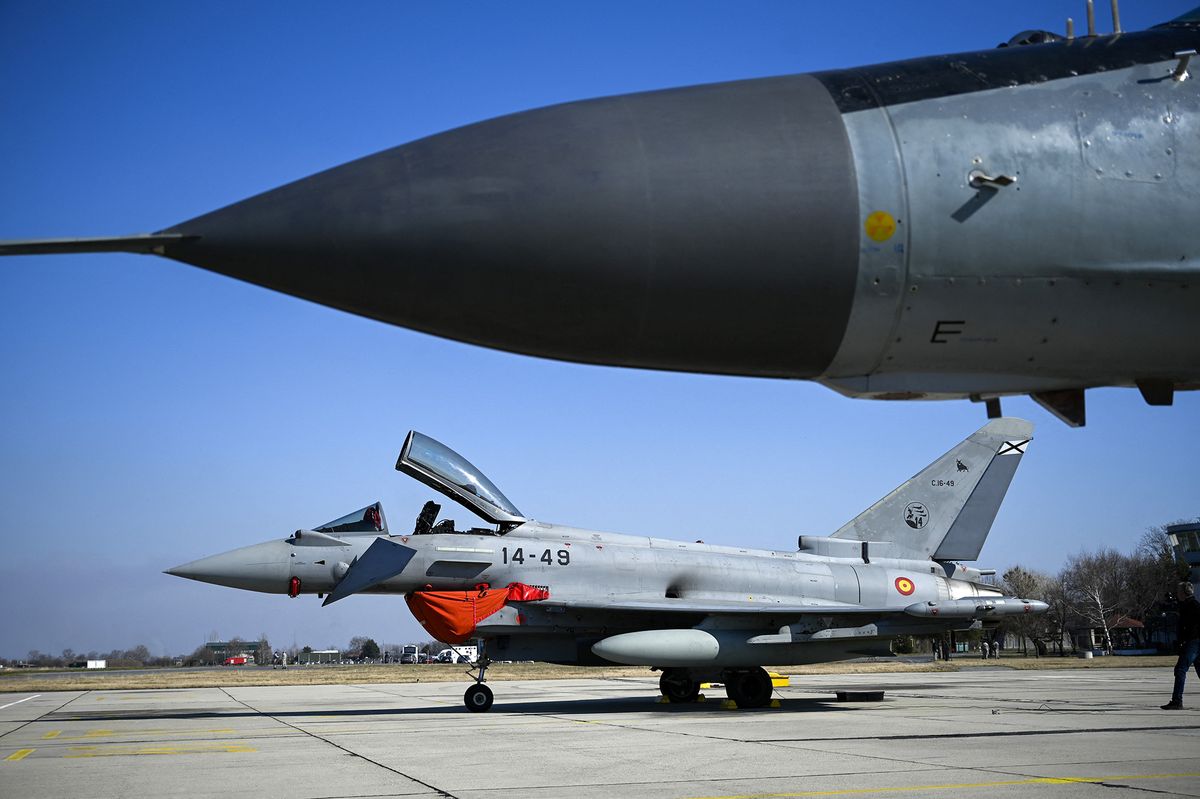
[894,576,915,596]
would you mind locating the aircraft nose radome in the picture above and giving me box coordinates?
[161,74,858,379]
[164,541,291,594]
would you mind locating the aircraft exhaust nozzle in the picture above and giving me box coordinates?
[904,597,1048,619]
[591,629,720,666]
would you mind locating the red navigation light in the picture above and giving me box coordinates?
[288,576,301,598]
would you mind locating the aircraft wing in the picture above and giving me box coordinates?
[537,597,900,617]
[536,595,1041,621]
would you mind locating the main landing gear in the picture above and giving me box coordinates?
[659,667,701,703]
[463,656,494,712]
[722,667,773,709]
[657,666,774,708]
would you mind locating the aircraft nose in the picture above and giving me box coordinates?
[160,74,858,379]
[165,540,292,593]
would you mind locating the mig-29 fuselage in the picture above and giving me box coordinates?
[6,8,1200,426]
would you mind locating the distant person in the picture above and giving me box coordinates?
[981,641,990,659]
[1163,581,1200,710]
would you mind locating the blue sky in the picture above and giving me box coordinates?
[1,1,1197,658]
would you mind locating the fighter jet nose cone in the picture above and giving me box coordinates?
[163,541,291,593]
[163,74,857,379]
[163,561,213,581]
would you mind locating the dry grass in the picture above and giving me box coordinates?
[0,654,1175,693]
[949,654,1178,670]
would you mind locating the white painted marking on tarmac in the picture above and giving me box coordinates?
[0,695,40,710]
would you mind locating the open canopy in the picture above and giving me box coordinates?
[396,431,526,529]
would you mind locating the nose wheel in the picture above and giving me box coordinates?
[464,683,494,712]
[463,654,494,712]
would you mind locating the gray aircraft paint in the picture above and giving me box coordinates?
[821,58,1198,399]
[3,13,1197,424]
[168,419,1046,693]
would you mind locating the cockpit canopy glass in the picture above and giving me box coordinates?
[397,432,525,527]
[314,502,388,534]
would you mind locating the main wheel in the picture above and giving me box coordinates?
[658,668,700,703]
[724,667,773,708]
[464,683,494,712]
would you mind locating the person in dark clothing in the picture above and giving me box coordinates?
[1163,581,1200,710]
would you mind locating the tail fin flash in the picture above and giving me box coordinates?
[831,418,1032,560]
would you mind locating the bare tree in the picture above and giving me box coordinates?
[256,634,272,665]
[1061,549,1126,655]
[124,644,151,665]
[1041,574,1074,655]
[1139,526,1178,564]
[1001,566,1052,655]
[348,636,370,660]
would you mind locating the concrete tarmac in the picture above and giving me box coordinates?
[2,667,1198,799]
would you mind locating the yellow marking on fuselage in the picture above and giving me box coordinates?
[5,749,34,762]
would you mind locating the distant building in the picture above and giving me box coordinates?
[297,649,340,664]
[204,641,259,663]
[1168,522,1200,585]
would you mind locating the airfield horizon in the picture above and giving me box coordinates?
[0,654,1178,693]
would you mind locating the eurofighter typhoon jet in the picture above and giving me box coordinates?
[167,419,1047,712]
[3,6,1199,426]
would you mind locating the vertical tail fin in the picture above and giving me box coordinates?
[831,418,1032,560]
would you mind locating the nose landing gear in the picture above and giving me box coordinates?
[464,682,493,712]
[463,655,494,712]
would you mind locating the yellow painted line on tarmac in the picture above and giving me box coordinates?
[64,743,256,758]
[41,730,61,739]
[687,772,1200,799]
[67,727,237,740]
[5,749,35,762]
